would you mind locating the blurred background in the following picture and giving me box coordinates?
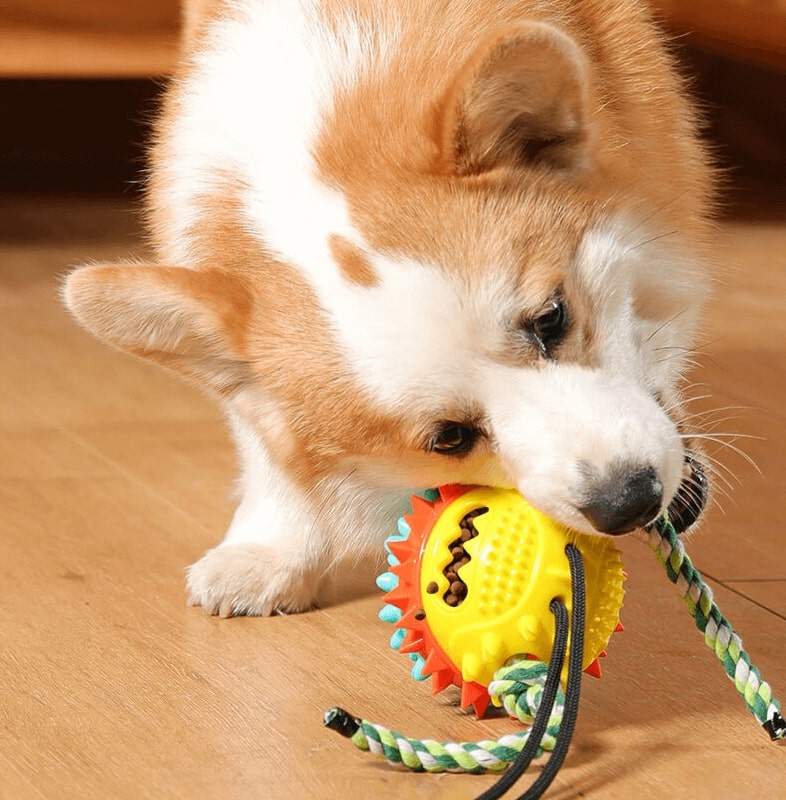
[0,7,784,798]
[0,0,784,205]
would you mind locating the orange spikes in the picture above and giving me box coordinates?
[398,629,426,655]
[398,607,429,632]
[460,681,491,717]
[583,658,603,679]
[384,585,414,610]
[387,536,417,564]
[430,669,456,695]
[390,560,418,589]
[408,494,438,523]
[438,484,472,503]
[422,647,452,677]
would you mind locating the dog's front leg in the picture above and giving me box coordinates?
[186,416,328,617]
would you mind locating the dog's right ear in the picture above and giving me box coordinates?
[63,263,254,396]
[439,21,593,175]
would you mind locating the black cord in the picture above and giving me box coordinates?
[517,545,586,799]
[475,543,587,800]
[474,599,569,800]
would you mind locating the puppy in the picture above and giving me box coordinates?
[64,0,714,617]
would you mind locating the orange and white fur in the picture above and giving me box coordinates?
[64,0,714,617]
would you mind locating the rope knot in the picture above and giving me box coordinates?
[487,658,565,757]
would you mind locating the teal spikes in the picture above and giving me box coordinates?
[390,628,406,651]
[378,508,416,639]
[376,516,402,594]
[409,653,428,681]
[382,517,412,567]
[379,603,402,624]
[376,571,399,593]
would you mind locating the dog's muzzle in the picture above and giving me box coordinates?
[666,452,709,533]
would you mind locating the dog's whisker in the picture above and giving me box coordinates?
[664,394,711,422]
[702,463,734,509]
[686,430,763,443]
[675,392,755,427]
[645,307,692,343]
[690,444,737,479]
[679,415,751,439]
[655,354,702,372]
[680,413,752,436]
[682,433,761,477]
[655,358,699,372]
[696,454,739,492]
[621,188,693,236]
[627,229,680,253]
[654,344,699,353]
[683,406,745,425]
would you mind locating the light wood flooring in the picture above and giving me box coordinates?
[1,192,784,799]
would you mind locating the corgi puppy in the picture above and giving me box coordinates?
[64,0,714,617]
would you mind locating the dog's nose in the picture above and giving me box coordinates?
[579,464,663,535]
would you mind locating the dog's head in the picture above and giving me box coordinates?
[64,19,711,535]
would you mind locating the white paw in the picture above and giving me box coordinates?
[186,543,319,617]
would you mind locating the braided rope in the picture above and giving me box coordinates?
[324,657,564,773]
[325,512,784,783]
[648,517,786,741]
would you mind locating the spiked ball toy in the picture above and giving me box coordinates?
[376,485,625,716]
[324,485,785,794]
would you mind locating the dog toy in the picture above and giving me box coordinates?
[646,514,785,741]
[373,485,624,716]
[325,484,625,795]
[325,485,785,797]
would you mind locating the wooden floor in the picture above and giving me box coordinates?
[1,191,785,799]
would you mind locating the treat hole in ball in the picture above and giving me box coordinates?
[442,507,488,607]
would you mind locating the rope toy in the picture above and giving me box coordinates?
[324,485,785,797]
[647,516,785,740]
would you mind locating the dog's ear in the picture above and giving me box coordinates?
[63,263,254,395]
[440,21,592,175]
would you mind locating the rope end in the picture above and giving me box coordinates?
[324,707,361,738]
[763,711,786,743]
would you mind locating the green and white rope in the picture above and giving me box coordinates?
[324,657,564,773]
[648,516,786,741]
[325,514,785,780]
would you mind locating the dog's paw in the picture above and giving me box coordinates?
[185,543,319,617]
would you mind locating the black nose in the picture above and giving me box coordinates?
[579,464,663,535]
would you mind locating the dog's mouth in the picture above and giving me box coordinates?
[665,451,709,533]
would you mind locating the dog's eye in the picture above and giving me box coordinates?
[430,424,478,456]
[531,298,569,354]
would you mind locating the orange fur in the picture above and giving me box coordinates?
[328,234,379,288]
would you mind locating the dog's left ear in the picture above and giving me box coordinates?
[63,263,255,396]
[440,21,592,175]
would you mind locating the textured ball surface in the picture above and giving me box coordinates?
[378,485,625,715]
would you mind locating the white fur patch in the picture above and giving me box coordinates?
[322,215,702,415]
[223,407,415,559]
[161,0,398,265]
[575,217,707,394]
[328,256,513,410]
[319,216,694,532]
[483,363,683,530]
